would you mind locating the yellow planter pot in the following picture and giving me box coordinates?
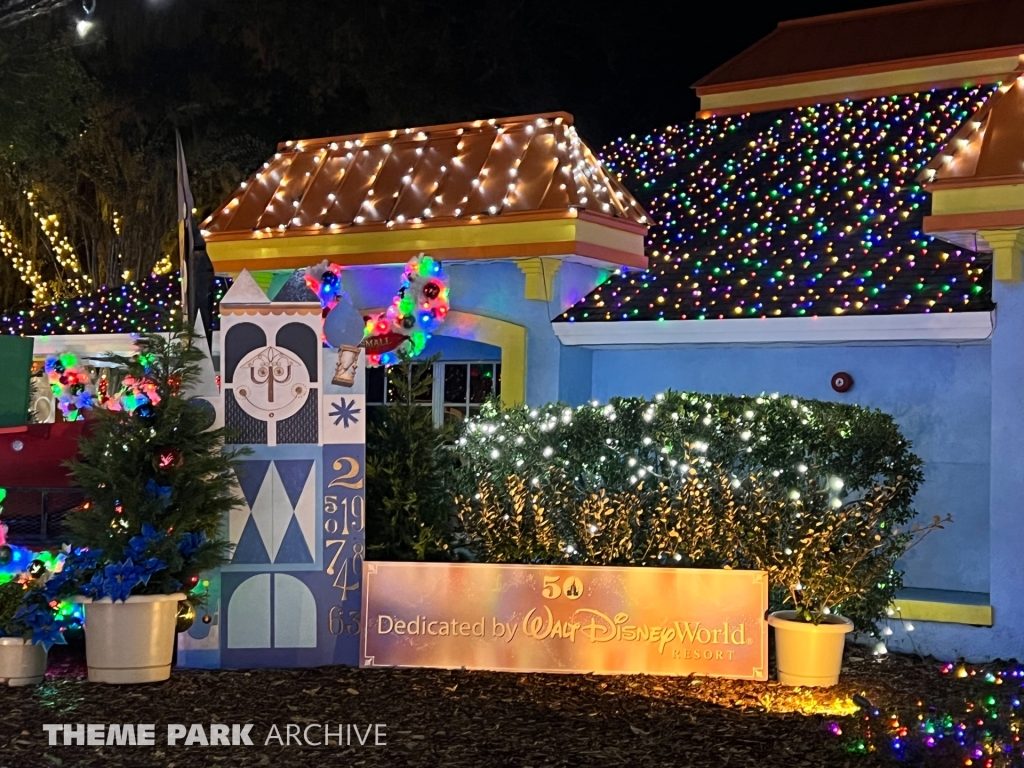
[74,593,186,684]
[768,610,854,687]
[0,637,47,686]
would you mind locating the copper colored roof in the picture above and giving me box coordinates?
[695,0,1024,93]
[921,71,1024,186]
[202,112,649,242]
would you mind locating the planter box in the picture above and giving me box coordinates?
[768,610,853,687]
[74,593,185,684]
[0,636,47,686]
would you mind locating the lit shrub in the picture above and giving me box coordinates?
[448,391,935,632]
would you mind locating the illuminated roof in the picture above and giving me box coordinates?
[558,86,996,324]
[0,273,230,336]
[201,112,649,272]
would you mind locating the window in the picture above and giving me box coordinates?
[367,361,501,426]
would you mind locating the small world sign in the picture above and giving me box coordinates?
[360,562,767,680]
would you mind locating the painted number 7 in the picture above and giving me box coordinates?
[326,539,347,575]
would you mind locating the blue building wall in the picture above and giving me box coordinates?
[586,342,992,595]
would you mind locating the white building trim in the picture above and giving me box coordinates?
[552,311,995,346]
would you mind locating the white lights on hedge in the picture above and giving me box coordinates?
[489,449,500,459]
[673,553,682,561]
[744,410,754,419]
[873,643,888,656]
[561,408,572,423]
[789,490,800,500]
[740,430,751,441]
[515,459,524,467]
[627,458,637,467]
[784,548,793,555]
[883,627,893,636]
[797,463,808,473]
[702,416,711,425]
[542,447,554,458]
[515,436,524,445]
[642,437,652,446]
[588,525,598,534]
[831,498,842,509]
[830,477,845,491]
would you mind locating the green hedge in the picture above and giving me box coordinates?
[447,391,929,633]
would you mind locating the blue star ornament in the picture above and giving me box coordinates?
[329,398,361,429]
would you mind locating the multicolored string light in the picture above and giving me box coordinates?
[0,273,230,336]
[44,353,92,420]
[363,253,450,366]
[561,86,998,323]
[832,662,1024,766]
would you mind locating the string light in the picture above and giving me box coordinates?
[0,272,230,336]
[561,86,997,323]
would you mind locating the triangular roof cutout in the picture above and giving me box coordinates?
[185,311,220,398]
[220,269,270,304]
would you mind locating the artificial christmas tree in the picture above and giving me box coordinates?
[66,328,246,682]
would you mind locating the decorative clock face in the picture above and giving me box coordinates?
[233,346,310,422]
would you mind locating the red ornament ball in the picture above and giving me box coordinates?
[153,447,184,471]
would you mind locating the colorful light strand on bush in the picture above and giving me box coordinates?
[0,272,230,336]
[832,663,1024,766]
[44,353,92,420]
[561,86,997,323]
[363,253,450,366]
[303,261,344,312]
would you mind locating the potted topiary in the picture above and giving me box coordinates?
[66,330,244,684]
[757,462,945,687]
[0,551,70,686]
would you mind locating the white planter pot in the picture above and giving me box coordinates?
[74,593,186,684]
[768,610,854,687]
[0,637,48,686]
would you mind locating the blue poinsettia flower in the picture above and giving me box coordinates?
[177,532,206,559]
[136,557,168,585]
[127,522,164,559]
[11,603,68,652]
[143,479,173,509]
[88,559,146,602]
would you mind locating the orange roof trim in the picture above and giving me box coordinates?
[202,112,650,243]
[694,0,1024,95]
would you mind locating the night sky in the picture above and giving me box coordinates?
[78,0,911,148]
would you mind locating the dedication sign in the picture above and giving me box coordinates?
[360,563,767,680]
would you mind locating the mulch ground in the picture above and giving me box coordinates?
[0,642,1015,768]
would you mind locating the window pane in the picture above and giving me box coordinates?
[443,363,468,405]
[495,364,501,397]
[469,364,496,403]
[366,366,386,404]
